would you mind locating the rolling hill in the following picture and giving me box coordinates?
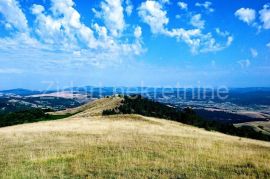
[0,96,269,178]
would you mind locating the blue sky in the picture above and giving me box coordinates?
[0,0,270,90]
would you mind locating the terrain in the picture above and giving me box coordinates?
[1,87,270,123]
[235,121,270,136]
[0,96,270,178]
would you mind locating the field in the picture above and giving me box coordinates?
[0,97,270,178]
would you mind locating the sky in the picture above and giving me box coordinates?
[0,0,270,90]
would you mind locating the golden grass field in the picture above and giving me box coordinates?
[0,97,270,178]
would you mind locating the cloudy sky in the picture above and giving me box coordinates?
[0,0,270,89]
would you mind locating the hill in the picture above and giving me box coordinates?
[235,121,270,136]
[101,95,270,141]
[0,88,42,96]
[0,96,269,178]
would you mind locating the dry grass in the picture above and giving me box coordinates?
[51,96,123,116]
[0,97,270,178]
[235,121,270,136]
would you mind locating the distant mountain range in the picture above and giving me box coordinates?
[0,88,43,96]
[2,86,270,97]
[1,87,270,124]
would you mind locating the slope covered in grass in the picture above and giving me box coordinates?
[0,96,270,178]
[103,95,270,141]
[235,121,270,136]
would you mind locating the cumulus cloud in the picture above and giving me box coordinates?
[0,0,144,69]
[165,28,202,53]
[259,4,270,29]
[100,0,125,37]
[190,14,205,29]
[0,0,234,69]
[177,1,188,10]
[0,0,28,32]
[235,8,256,25]
[195,1,214,13]
[138,0,232,53]
[31,1,97,49]
[138,0,169,34]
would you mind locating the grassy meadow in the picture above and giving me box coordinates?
[0,113,270,178]
[0,97,269,178]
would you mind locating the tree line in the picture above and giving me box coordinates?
[0,108,71,127]
[103,95,270,141]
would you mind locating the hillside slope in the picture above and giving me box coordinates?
[0,96,270,178]
[51,96,123,116]
[235,121,270,136]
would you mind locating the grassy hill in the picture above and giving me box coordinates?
[0,96,270,178]
[235,121,270,136]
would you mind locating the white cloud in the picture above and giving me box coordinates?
[267,42,270,48]
[160,0,170,4]
[165,28,202,53]
[238,59,251,69]
[195,1,214,13]
[235,8,256,25]
[0,0,28,32]
[125,0,133,16]
[226,36,233,47]
[92,8,102,18]
[198,33,233,53]
[31,4,44,14]
[4,23,12,30]
[190,14,205,29]
[100,0,125,37]
[259,4,270,29]
[0,0,144,69]
[0,0,233,69]
[134,26,142,38]
[93,23,109,40]
[138,0,232,54]
[215,28,229,37]
[138,0,169,34]
[250,48,258,58]
[31,1,97,49]
[215,28,233,48]
[177,1,188,10]
[0,33,40,51]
